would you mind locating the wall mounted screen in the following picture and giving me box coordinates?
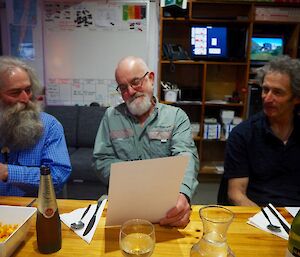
[191,26,227,59]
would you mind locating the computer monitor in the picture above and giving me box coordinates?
[191,26,228,59]
[251,36,283,62]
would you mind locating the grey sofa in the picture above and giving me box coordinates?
[44,105,108,200]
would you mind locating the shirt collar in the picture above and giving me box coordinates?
[261,110,300,141]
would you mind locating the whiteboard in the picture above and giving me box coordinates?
[43,0,155,106]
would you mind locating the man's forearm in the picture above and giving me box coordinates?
[228,191,258,206]
[93,157,123,186]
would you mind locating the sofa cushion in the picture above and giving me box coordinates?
[77,106,107,147]
[69,147,99,181]
[44,105,78,147]
[66,181,108,200]
[68,147,77,155]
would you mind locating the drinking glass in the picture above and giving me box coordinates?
[119,219,155,257]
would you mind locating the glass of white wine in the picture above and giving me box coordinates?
[119,219,155,257]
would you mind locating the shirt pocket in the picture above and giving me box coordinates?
[148,130,172,157]
[110,129,136,160]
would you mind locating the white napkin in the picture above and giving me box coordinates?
[247,203,291,240]
[60,199,107,244]
[285,207,300,217]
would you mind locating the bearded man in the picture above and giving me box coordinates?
[92,56,199,227]
[0,56,71,196]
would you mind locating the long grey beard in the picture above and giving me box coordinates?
[0,101,44,150]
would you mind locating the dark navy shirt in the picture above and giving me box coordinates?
[224,111,300,206]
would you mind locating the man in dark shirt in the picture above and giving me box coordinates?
[224,55,300,206]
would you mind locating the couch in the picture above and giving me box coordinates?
[44,105,108,200]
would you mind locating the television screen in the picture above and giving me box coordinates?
[251,36,283,62]
[191,26,227,59]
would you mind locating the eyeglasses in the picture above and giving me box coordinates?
[116,72,149,93]
[2,86,32,98]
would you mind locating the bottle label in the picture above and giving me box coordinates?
[286,248,300,257]
[292,247,300,257]
[38,174,58,219]
[43,207,55,218]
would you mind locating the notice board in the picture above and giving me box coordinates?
[43,0,154,106]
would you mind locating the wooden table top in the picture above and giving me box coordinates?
[0,197,293,257]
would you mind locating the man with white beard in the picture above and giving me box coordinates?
[93,56,199,227]
[0,56,71,196]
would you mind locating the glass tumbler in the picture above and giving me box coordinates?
[119,218,155,257]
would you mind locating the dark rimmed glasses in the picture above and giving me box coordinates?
[116,72,149,93]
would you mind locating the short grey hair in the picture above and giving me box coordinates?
[0,56,42,99]
[256,55,300,98]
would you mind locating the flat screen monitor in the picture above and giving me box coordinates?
[251,36,283,62]
[191,26,227,59]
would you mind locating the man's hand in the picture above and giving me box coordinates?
[0,163,8,182]
[159,193,191,227]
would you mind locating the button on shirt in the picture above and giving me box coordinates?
[224,111,300,206]
[92,101,199,200]
[0,112,71,196]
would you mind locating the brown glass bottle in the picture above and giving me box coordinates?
[36,166,62,254]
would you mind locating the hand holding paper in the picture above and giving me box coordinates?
[106,156,189,226]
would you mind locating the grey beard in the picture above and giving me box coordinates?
[126,93,152,116]
[0,101,43,151]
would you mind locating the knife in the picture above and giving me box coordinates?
[83,194,107,236]
[267,204,290,234]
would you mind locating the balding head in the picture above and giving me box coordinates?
[115,56,149,83]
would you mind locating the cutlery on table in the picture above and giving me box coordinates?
[261,208,281,233]
[83,194,108,236]
[26,198,36,207]
[266,204,290,234]
[71,204,91,230]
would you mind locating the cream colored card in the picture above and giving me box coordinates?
[106,155,189,226]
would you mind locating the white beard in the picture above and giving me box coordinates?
[126,93,152,116]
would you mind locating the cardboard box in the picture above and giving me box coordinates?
[203,123,221,139]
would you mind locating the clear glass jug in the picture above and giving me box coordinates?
[190,205,235,257]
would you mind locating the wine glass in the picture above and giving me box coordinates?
[119,219,155,257]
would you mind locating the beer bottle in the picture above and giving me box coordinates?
[286,210,300,257]
[36,166,62,253]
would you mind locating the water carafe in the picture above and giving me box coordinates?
[191,205,235,257]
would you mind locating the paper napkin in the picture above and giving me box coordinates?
[60,199,107,244]
[285,207,300,217]
[247,204,291,240]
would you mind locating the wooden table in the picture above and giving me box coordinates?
[0,197,293,257]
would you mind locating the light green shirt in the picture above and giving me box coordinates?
[92,100,199,200]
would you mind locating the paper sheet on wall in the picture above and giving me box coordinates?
[106,155,189,226]
[46,78,123,106]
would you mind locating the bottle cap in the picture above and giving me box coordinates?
[40,166,50,175]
